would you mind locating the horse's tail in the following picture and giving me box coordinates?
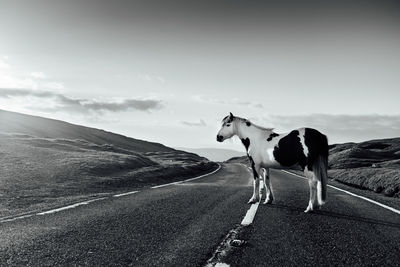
[313,134,329,205]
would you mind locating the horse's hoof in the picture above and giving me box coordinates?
[263,199,273,205]
[248,198,259,204]
[304,206,313,213]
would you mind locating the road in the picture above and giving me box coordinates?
[0,163,399,266]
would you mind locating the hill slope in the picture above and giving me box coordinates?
[0,110,217,217]
[328,138,400,197]
[0,109,171,153]
[175,147,245,162]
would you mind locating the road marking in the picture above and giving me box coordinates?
[37,197,107,215]
[151,181,179,189]
[0,214,35,223]
[151,163,222,189]
[113,191,139,198]
[281,170,400,216]
[1,166,222,223]
[241,202,260,226]
[206,163,259,266]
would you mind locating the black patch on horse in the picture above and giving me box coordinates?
[241,138,250,152]
[246,121,251,126]
[267,132,279,141]
[248,156,258,179]
[273,130,307,170]
[222,114,233,123]
[304,128,328,170]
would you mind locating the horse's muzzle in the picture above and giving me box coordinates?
[216,135,224,142]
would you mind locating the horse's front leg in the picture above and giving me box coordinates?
[248,161,261,204]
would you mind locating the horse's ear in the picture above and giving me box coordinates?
[229,112,234,120]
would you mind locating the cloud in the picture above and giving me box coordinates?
[0,88,163,113]
[251,113,400,143]
[137,73,165,84]
[0,59,10,69]
[29,72,47,79]
[181,119,207,127]
[82,99,163,112]
[0,59,65,91]
[194,95,263,109]
[42,82,65,90]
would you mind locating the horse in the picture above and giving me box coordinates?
[216,113,329,213]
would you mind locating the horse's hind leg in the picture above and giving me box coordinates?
[304,168,318,213]
[263,168,274,204]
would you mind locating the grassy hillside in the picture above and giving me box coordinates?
[226,138,400,198]
[328,138,400,197]
[0,109,172,153]
[0,110,217,217]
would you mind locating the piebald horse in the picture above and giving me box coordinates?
[217,113,328,213]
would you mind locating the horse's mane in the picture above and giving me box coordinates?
[253,124,274,132]
[234,116,274,131]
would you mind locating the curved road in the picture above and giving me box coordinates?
[0,163,399,266]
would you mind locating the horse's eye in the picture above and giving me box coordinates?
[226,124,231,127]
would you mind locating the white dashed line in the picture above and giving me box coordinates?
[240,180,263,226]
[206,164,260,267]
[151,163,221,189]
[281,170,400,216]
[113,191,139,198]
[241,202,260,226]
[37,197,107,215]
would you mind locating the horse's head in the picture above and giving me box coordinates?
[217,112,236,142]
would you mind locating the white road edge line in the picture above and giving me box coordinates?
[2,164,222,222]
[0,214,35,223]
[151,181,179,189]
[37,197,107,215]
[151,163,222,189]
[281,170,400,216]
[113,191,139,198]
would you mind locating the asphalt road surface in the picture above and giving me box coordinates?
[1,163,399,266]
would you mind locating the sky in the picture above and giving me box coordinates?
[0,0,399,151]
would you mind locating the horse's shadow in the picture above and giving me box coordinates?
[264,203,400,229]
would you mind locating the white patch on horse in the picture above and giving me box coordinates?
[266,148,275,162]
[298,128,309,158]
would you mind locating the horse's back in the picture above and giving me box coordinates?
[265,127,328,170]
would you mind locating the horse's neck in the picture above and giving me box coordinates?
[236,123,269,142]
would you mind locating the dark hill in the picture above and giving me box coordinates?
[328,138,400,169]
